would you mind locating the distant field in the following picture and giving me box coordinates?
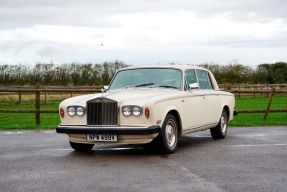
[0,97,286,130]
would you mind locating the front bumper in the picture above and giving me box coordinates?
[56,125,161,135]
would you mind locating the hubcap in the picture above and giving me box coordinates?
[221,113,227,133]
[165,119,177,148]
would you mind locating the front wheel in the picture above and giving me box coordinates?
[210,109,228,139]
[155,114,178,154]
[69,141,94,151]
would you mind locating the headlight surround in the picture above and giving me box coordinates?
[122,105,142,117]
[67,106,85,117]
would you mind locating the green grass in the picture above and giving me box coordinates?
[230,96,287,126]
[0,102,60,130]
[0,97,286,130]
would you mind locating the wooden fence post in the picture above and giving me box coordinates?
[238,85,241,99]
[71,85,74,97]
[263,87,275,122]
[44,86,48,104]
[35,84,41,125]
[18,92,22,104]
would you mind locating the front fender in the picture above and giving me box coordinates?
[152,103,181,128]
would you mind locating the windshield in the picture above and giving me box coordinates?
[109,68,182,91]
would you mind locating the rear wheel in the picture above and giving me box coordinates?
[210,109,228,139]
[69,141,94,151]
[155,114,178,154]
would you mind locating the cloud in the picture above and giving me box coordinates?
[0,0,286,65]
[1,0,287,28]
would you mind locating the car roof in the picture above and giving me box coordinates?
[120,65,207,71]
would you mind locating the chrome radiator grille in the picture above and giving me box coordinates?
[87,98,118,126]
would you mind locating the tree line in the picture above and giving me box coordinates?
[0,61,286,86]
[0,61,128,86]
[199,61,287,84]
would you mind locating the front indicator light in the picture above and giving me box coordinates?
[59,108,65,118]
[145,108,150,119]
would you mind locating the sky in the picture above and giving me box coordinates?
[0,0,287,66]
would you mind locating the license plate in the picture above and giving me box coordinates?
[87,134,117,142]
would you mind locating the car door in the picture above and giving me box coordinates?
[196,70,221,125]
[181,69,209,130]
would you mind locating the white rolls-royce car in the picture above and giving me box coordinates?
[56,65,236,154]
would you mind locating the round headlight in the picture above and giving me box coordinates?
[67,107,76,116]
[132,106,142,116]
[76,106,85,116]
[122,106,132,117]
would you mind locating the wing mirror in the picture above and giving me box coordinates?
[188,83,199,90]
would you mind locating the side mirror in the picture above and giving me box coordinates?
[189,83,199,90]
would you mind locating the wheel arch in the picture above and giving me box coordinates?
[167,110,183,136]
[223,105,230,121]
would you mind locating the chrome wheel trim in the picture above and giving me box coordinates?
[165,119,177,148]
[221,112,227,134]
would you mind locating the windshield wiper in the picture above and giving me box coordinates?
[159,85,178,89]
[135,83,155,87]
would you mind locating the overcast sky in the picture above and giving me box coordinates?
[0,0,287,66]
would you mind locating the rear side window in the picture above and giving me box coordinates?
[197,70,213,90]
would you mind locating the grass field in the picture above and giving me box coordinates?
[0,102,60,129]
[229,96,287,126]
[0,96,286,130]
